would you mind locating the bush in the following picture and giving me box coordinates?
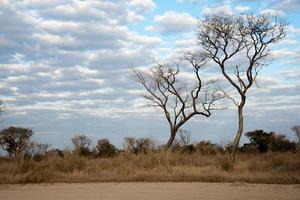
[71,134,92,156]
[124,137,156,154]
[170,129,195,154]
[244,130,297,153]
[96,139,117,158]
[180,144,196,154]
[195,141,221,155]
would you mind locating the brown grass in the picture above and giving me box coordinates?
[0,151,299,184]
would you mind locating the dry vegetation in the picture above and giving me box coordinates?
[0,151,299,184]
[1,128,299,185]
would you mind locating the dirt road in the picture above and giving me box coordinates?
[0,182,299,200]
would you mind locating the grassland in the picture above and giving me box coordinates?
[0,151,299,184]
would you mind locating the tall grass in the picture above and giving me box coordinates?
[0,151,299,184]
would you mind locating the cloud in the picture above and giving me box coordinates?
[202,5,233,16]
[175,38,197,47]
[234,5,250,12]
[20,0,69,8]
[0,0,162,118]
[260,9,285,16]
[176,0,207,3]
[146,11,197,34]
[0,0,299,147]
[128,0,156,13]
[272,0,300,12]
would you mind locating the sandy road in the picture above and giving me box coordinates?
[0,182,299,200]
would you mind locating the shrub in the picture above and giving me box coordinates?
[71,134,92,156]
[180,144,196,154]
[96,139,117,158]
[171,129,195,154]
[195,141,221,155]
[124,137,156,154]
[244,130,297,153]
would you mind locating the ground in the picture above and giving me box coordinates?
[0,182,299,200]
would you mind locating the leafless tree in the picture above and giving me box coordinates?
[0,100,3,117]
[0,127,33,167]
[123,137,156,154]
[71,134,92,156]
[178,129,191,147]
[197,14,286,167]
[292,126,300,143]
[26,142,51,158]
[133,53,223,149]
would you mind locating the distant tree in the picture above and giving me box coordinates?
[25,142,51,160]
[197,14,286,167]
[292,126,300,143]
[0,127,33,166]
[176,129,195,154]
[178,129,191,147]
[123,137,156,154]
[71,134,92,156]
[96,139,117,158]
[245,130,296,153]
[0,100,3,119]
[133,53,223,149]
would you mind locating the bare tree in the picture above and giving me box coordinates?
[0,100,3,118]
[133,53,223,149]
[197,14,286,166]
[71,134,92,156]
[123,137,156,154]
[25,142,51,159]
[0,127,33,167]
[292,126,300,143]
[178,129,191,147]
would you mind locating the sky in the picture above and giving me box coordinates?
[0,0,300,148]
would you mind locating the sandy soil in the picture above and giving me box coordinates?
[0,182,299,200]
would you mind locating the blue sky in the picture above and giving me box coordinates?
[0,0,300,148]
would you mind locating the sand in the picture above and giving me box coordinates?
[0,182,299,200]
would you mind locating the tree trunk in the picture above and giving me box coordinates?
[230,99,245,168]
[15,152,23,169]
[165,130,177,150]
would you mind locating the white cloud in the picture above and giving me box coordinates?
[175,38,196,47]
[147,11,197,34]
[286,25,300,35]
[272,0,300,12]
[75,66,99,76]
[260,9,285,16]
[39,20,79,33]
[235,5,250,12]
[202,5,233,16]
[270,48,298,59]
[129,32,162,46]
[128,0,156,13]
[1,0,299,146]
[6,75,33,83]
[21,0,68,8]
[176,0,206,3]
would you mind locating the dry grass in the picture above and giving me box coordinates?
[0,151,299,184]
